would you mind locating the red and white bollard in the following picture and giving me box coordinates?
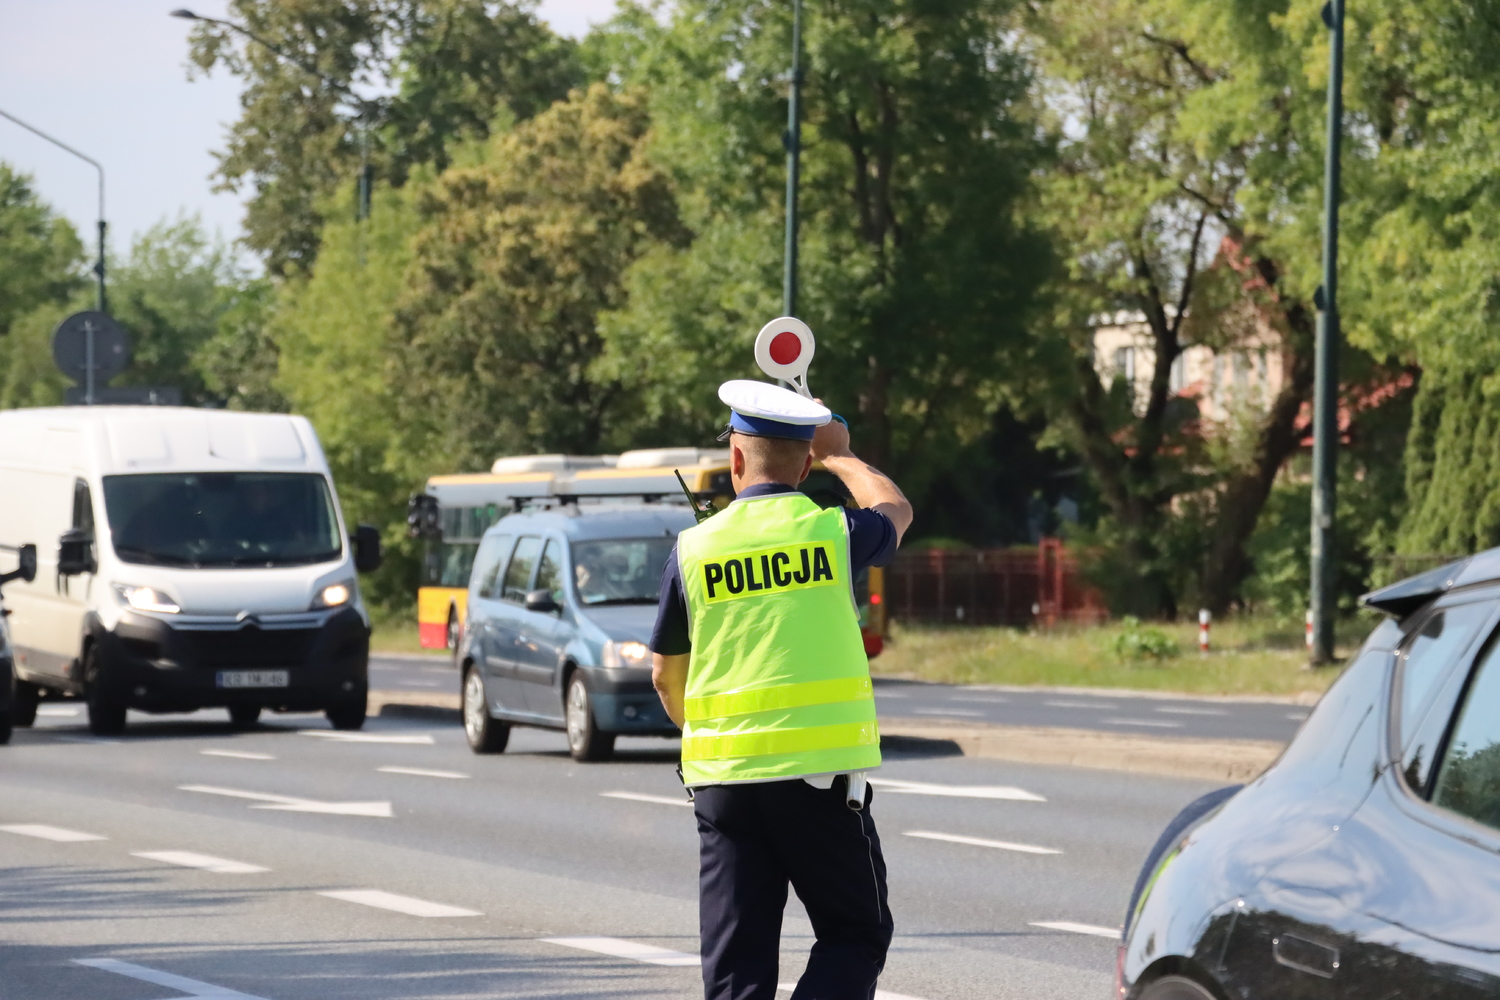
[1305,609,1314,650]
[1198,609,1211,653]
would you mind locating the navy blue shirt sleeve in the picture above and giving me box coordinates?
[649,542,691,656]
[843,506,898,575]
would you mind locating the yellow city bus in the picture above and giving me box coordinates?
[409,447,886,655]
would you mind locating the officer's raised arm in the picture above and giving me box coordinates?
[809,408,913,544]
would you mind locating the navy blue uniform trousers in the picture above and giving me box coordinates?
[694,777,894,1000]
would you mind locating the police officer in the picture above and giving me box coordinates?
[651,378,913,1000]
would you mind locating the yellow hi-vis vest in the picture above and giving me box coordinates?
[676,491,880,785]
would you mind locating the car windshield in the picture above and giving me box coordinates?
[572,537,676,606]
[103,472,342,568]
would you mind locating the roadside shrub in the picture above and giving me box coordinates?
[1110,616,1180,662]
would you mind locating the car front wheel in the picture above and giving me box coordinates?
[463,666,508,753]
[565,673,614,762]
[1135,975,1218,1000]
[13,680,38,727]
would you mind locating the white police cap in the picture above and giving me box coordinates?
[717,379,832,441]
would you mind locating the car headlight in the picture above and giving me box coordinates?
[113,584,181,614]
[602,639,651,668]
[312,581,354,610]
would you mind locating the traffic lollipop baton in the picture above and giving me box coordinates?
[754,317,817,400]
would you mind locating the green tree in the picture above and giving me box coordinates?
[186,0,581,275]
[590,0,1049,499]
[391,83,688,471]
[0,163,84,337]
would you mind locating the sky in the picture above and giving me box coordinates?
[0,1,622,262]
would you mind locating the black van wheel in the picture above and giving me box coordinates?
[566,673,614,762]
[0,663,14,745]
[84,647,127,736]
[325,694,367,731]
[228,705,262,728]
[13,680,38,728]
[463,666,508,753]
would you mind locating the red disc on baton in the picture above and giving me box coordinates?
[769,331,802,365]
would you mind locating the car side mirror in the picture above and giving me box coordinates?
[0,543,36,588]
[57,530,94,576]
[352,524,382,574]
[524,589,561,615]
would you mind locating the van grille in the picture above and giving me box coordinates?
[175,626,320,669]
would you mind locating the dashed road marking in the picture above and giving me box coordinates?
[378,765,469,779]
[319,889,480,917]
[1286,711,1310,720]
[904,830,1062,855]
[0,824,105,842]
[73,958,269,999]
[601,791,694,808]
[542,936,700,966]
[1102,717,1183,729]
[299,730,435,744]
[35,705,80,717]
[1043,700,1114,710]
[778,984,928,1000]
[202,749,276,760]
[179,784,393,817]
[912,708,985,718]
[1154,706,1228,716]
[1030,920,1120,938]
[959,695,1010,704]
[869,778,1045,802]
[132,850,269,874]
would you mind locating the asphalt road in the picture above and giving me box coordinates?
[0,703,1226,1000]
[370,653,1311,743]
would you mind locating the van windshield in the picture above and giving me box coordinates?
[572,538,676,606]
[103,472,342,568]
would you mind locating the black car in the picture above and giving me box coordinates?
[1120,552,1500,999]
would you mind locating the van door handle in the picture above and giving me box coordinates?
[1273,933,1339,978]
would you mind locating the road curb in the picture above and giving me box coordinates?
[367,689,1284,782]
[878,716,1285,783]
[872,676,1325,706]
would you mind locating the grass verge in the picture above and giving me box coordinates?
[369,607,436,656]
[870,614,1382,698]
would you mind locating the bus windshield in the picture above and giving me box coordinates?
[103,472,343,568]
[572,538,676,606]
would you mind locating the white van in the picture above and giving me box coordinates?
[0,407,381,736]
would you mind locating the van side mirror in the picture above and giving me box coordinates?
[57,530,94,576]
[524,589,561,615]
[352,524,383,574]
[0,543,36,587]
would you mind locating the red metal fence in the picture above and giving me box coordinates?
[884,538,1107,627]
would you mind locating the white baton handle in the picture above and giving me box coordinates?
[846,771,868,810]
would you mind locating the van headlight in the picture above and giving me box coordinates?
[312,581,354,610]
[113,584,182,614]
[601,640,651,668]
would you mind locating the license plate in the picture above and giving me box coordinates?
[216,670,289,689]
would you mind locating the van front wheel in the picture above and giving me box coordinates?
[84,647,127,736]
[13,681,39,727]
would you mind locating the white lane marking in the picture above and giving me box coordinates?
[869,778,1046,802]
[542,936,700,966]
[299,730,435,744]
[398,679,440,688]
[1043,700,1114,710]
[378,765,469,779]
[202,749,276,760]
[178,784,393,817]
[601,791,694,808]
[35,705,80,717]
[133,850,269,874]
[874,691,908,699]
[319,889,480,917]
[960,695,1010,704]
[778,984,928,1000]
[1286,711,1310,720]
[911,708,985,718]
[1154,706,1228,716]
[73,958,270,999]
[904,830,1062,855]
[1103,717,1183,729]
[0,823,106,842]
[57,735,121,744]
[1030,920,1120,938]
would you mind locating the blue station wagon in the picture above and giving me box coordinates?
[458,503,695,760]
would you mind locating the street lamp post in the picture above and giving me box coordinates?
[171,8,376,221]
[782,0,803,319]
[1310,0,1345,665]
[0,108,107,313]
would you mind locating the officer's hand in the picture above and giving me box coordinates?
[811,400,852,461]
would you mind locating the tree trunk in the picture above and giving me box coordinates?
[858,356,893,469]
